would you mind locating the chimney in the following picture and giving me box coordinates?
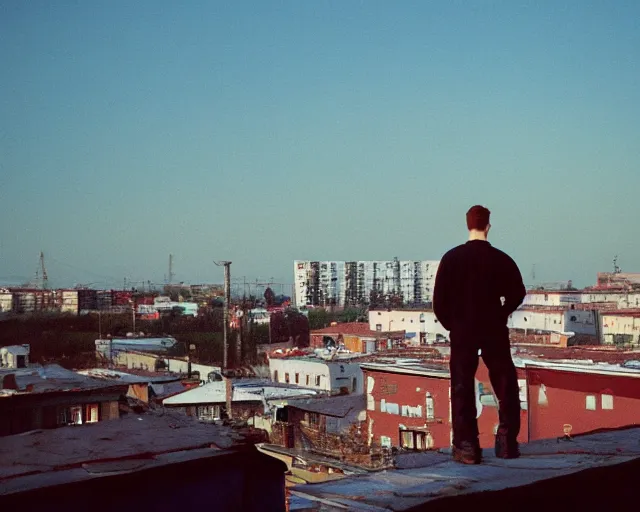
[1,374,18,390]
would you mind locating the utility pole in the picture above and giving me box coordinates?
[214,260,232,370]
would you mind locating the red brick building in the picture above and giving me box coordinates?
[362,360,529,451]
[526,364,640,441]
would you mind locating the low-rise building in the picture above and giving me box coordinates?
[0,345,30,369]
[269,357,363,395]
[163,379,317,428]
[508,307,598,336]
[526,362,640,441]
[600,311,640,346]
[310,322,405,353]
[0,365,127,436]
[361,359,528,451]
[268,394,377,467]
[369,309,449,344]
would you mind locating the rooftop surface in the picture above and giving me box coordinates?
[291,427,640,511]
[0,364,126,395]
[77,368,181,384]
[0,411,249,496]
[163,380,318,407]
[311,322,404,337]
[285,394,366,418]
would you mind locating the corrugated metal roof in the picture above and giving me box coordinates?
[0,365,128,396]
[285,394,365,418]
[163,381,317,406]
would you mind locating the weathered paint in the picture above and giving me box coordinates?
[364,361,528,450]
[527,366,640,441]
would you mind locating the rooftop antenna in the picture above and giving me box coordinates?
[613,255,621,274]
[168,254,175,284]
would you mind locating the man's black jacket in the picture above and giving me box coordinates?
[433,240,526,337]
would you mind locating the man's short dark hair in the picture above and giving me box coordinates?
[466,205,491,231]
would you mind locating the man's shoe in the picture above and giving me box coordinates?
[495,434,520,459]
[452,441,482,465]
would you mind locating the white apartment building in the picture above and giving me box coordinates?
[293,259,439,308]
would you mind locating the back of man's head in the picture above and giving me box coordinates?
[466,205,491,231]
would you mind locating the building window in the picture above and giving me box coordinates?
[295,373,300,384]
[197,405,220,421]
[380,435,392,448]
[306,375,310,386]
[538,385,548,406]
[285,373,290,384]
[306,412,320,428]
[85,404,99,423]
[273,370,279,382]
[315,375,321,386]
[401,431,414,449]
[601,394,614,410]
[426,393,435,419]
[376,324,382,331]
[586,395,596,411]
[352,378,357,393]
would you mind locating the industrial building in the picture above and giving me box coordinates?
[293,259,440,308]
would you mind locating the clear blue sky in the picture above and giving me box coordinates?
[1,1,639,289]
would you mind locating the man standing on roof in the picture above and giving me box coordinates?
[433,205,526,464]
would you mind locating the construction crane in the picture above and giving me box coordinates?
[32,252,49,289]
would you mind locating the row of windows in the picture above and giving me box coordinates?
[378,394,435,419]
[537,386,614,410]
[273,370,322,387]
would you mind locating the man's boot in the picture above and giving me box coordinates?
[495,434,520,459]
[452,441,482,465]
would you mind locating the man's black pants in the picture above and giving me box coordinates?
[450,333,521,447]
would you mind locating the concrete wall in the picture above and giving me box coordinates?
[369,310,449,342]
[269,358,363,394]
[563,309,597,335]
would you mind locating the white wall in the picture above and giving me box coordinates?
[508,310,564,332]
[601,315,640,346]
[369,310,449,342]
[522,293,580,307]
[269,358,363,394]
[509,309,597,336]
[0,293,12,313]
